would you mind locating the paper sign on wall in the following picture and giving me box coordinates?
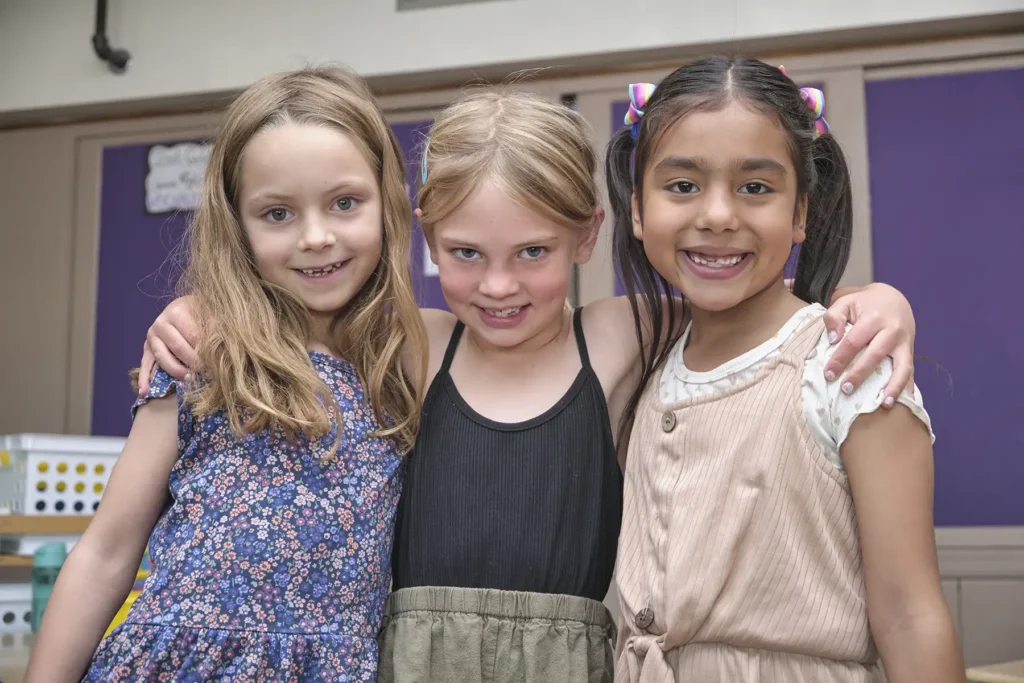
[405,181,439,277]
[144,141,211,214]
[423,237,439,276]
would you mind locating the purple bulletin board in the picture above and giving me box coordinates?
[92,143,193,437]
[866,67,1024,526]
[92,120,446,437]
[609,97,802,297]
[390,120,449,311]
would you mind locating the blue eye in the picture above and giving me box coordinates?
[264,208,293,222]
[454,248,479,260]
[335,197,356,211]
[739,183,771,195]
[521,247,545,259]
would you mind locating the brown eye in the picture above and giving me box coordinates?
[739,183,770,195]
[670,181,698,194]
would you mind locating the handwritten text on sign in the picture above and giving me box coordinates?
[144,142,211,214]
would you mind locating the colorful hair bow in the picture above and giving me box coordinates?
[799,87,830,138]
[778,66,831,139]
[624,83,656,139]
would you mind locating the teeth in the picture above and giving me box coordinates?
[688,252,745,268]
[486,307,522,318]
[300,262,342,277]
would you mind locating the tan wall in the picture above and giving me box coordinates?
[0,128,78,434]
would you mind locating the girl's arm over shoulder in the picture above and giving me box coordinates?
[823,282,916,403]
[842,405,964,683]
[138,295,199,394]
[24,395,181,682]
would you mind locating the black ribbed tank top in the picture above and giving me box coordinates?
[391,307,623,601]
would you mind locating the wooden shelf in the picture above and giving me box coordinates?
[0,515,93,536]
[967,659,1024,683]
[0,555,33,568]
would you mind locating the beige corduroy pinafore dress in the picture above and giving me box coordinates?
[614,317,884,682]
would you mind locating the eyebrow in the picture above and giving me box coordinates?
[437,235,560,250]
[654,156,707,172]
[737,158,787,173]
[654,156,787,174]
[248,179,373,204]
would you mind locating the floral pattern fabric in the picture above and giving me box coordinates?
[85,352,404,682]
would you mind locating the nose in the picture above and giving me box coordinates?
[696,185,739,234]
[478,264,520,299]
[298,216,337,251]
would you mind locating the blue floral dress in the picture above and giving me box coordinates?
[85,352,405,682]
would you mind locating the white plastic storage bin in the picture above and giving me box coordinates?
[0,584,31,634]
[0,434,126,516]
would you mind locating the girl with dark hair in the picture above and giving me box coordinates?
[607,56,963,682]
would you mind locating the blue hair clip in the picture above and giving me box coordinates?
[420,141,429,185]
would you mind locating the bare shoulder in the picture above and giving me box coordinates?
[421,307,458,331]
[581,295,686,356]
[579,297,644,395]
[420,308,459,355]
[419,308,459,384]
[581,296,638,350]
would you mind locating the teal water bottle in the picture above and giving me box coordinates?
[31,542,66,632]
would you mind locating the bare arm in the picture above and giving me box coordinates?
[25,397,180,682]
[140,300,455,397]
[842,405,964,683]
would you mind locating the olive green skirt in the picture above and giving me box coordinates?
[377,586,616,683]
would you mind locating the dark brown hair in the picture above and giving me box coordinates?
[606,55,853,442]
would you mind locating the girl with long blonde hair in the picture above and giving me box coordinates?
[26,65,426,682]
[137,87,919,683]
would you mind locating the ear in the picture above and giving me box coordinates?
[631,191,643,241]
[792,193,808,245]
[572,206,605,265]
[416,208,440,265]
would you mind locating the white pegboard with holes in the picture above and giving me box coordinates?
[0,434,125,516]
[0,584,31,634]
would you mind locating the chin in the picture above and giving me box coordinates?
[303,294,358,316]
[681,290,748,313]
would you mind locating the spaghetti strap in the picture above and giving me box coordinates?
[572,307,592,370]
[440,321,465,374]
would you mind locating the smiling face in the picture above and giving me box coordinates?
[237,121,383,324]
[424,179,598,350]
[634,100,807,313]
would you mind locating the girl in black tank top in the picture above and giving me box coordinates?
[378,91,624,683]
[392,307,622,600]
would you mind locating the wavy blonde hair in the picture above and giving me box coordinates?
[417,90,600,233]
[180,65,426,454]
